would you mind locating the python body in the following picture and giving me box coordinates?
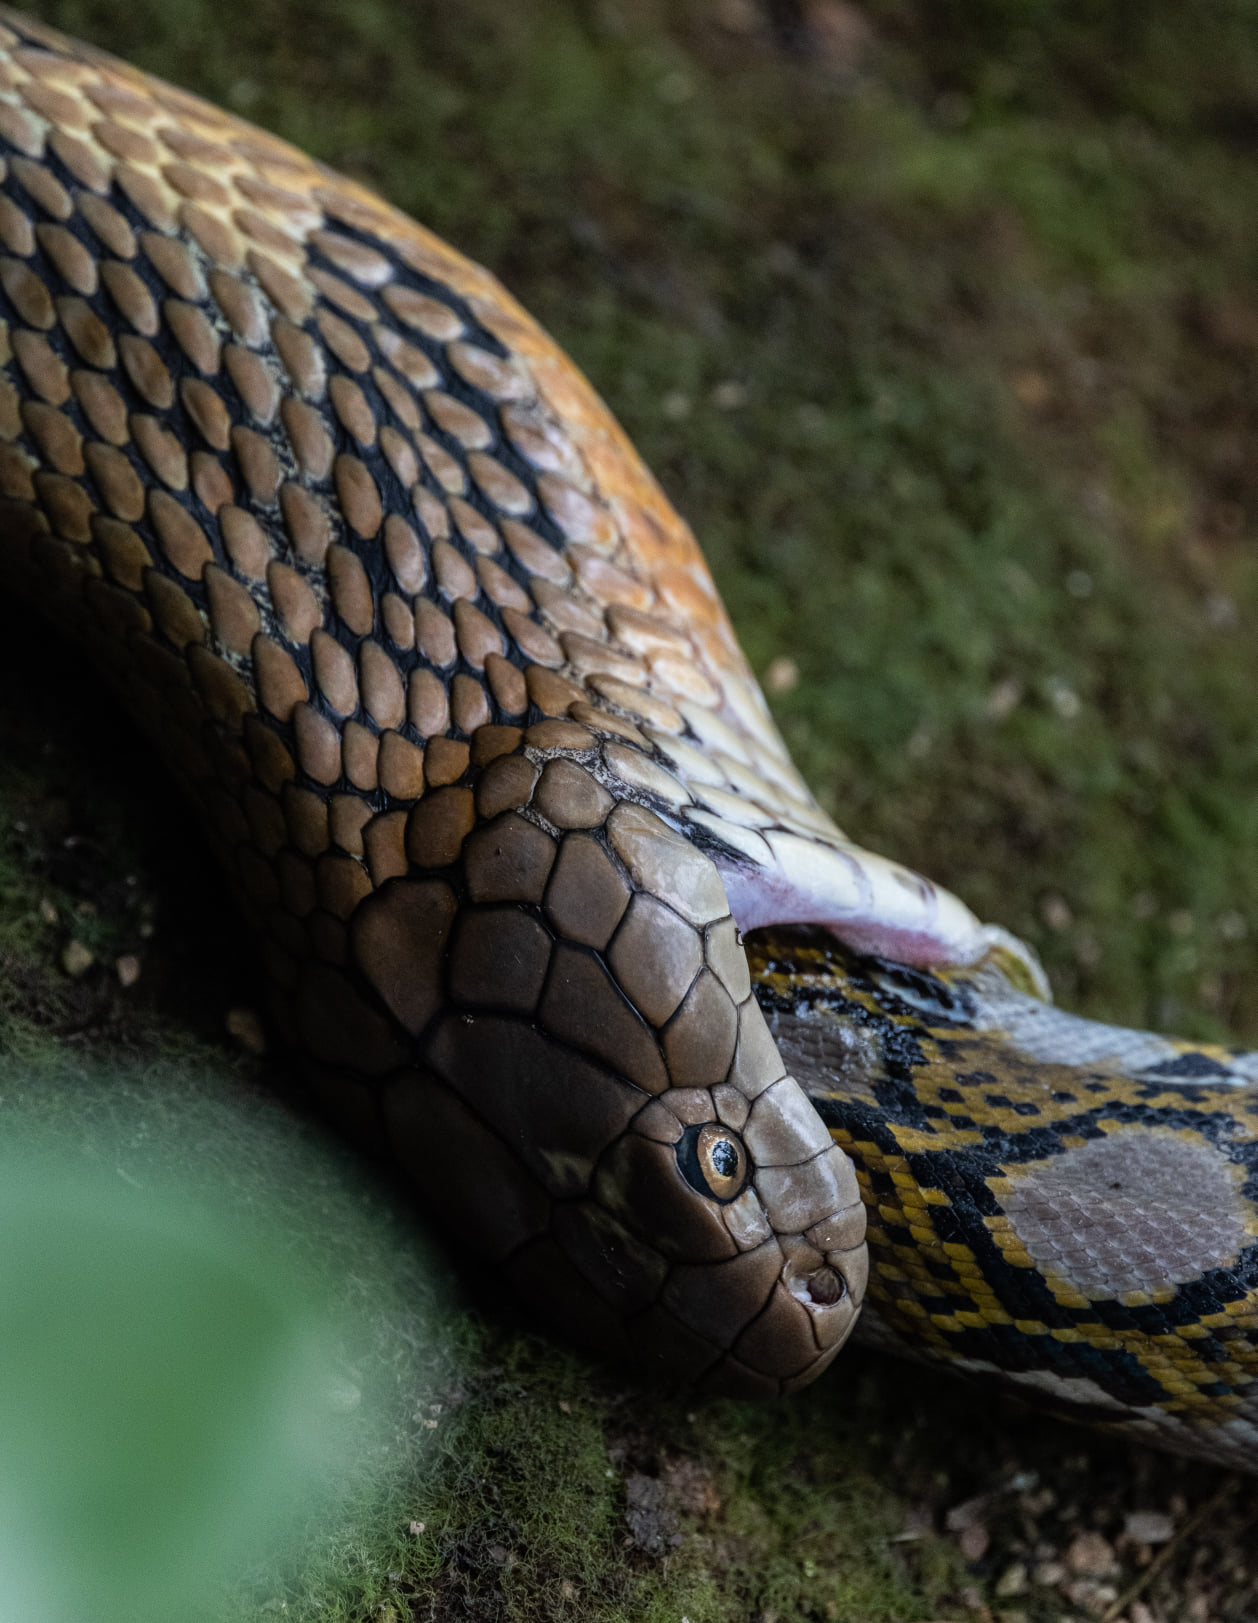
[0,8,1254,1469]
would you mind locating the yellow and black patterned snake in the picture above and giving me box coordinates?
[1,8,1257,1472]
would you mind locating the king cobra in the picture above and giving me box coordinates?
[1,8,1257,1472]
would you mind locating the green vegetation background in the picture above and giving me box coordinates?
[2,1,1258,1618]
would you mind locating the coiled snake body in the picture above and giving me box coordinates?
[1,8,1257,1470]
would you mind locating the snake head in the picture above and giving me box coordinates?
[366,788,868,1394]
[588,1025,868,1396]
[504,796,870,1393]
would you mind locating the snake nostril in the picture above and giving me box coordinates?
[804,1266,846,1307]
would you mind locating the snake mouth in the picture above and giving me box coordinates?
[696,1199,868,1397]
[691,1229,866,1398]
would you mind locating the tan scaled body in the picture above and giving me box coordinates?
[1,7,1256,1464]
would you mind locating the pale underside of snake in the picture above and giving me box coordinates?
[1,7,1257,1473]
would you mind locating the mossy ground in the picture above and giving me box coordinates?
[3,1,1258,1618]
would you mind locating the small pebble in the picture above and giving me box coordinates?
[1124,1509,1175,1545]
[61,939,94,977]
[115,954,141,988]
[947,1494,993,1533]
[1066,1530,1118,1578]
[986,678,1022,718]
[766,656,799,694]
[1046,676,1081,719]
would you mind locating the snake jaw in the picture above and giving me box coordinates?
[745,1076,868,1385]
[586,1068,865,1395]
[715,838,1049,999]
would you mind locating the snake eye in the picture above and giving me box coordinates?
[676,1123,748,1203]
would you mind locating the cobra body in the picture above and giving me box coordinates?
[0,8,1256,1464]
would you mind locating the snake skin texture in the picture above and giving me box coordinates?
[756,931,1258,1469]
[0,9,1255,1463]
[0,6,876,1397]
